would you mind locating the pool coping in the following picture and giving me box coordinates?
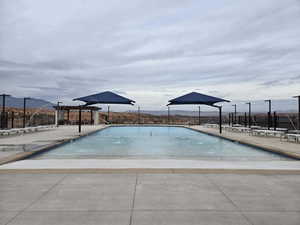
[1,159,300,174]
[108,124,299,160]
[185,126,300,160]
[0,126,109,166]
[1,169,300,174]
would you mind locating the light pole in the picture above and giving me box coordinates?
[232,104,237,125]
[265,100,272,130]
[23,97,32,128]
[293,95,300,130]
[0,94,11,129]
[246,102,251,128]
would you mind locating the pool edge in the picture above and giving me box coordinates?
[1,124,299,167]
[0,126,110,166]
[1,168,300,174]
[184,126,300,160]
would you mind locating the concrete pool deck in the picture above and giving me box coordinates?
[1,126,300,224]
[188,126,300,159]
[1,159,300,174]
[0,173,300,225]
[0,125,107,165]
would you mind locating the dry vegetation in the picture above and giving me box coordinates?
[1,107,298,129]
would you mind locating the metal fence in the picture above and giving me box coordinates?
[227,113,298,130]
[1,110,298,130]
[0,111,55,129]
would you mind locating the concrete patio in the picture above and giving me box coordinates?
[189,126,300,159]
[1,125,299,224]
[0,173,299,225]
[0,125,107,165]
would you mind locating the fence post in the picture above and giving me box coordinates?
[274,112,277,130]
[11,112,14,128]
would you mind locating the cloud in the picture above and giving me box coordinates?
[260,80,282,87]
[0,0,300,110]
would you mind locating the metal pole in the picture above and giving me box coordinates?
[273,111,277,130]
[56,101,62,127]
[298,96,300,131]
[167,106,170,124]
[198,106,201,125]
[244,112,247,127]
[2,95,5,129]
[232,104,237,125]
[219,106,222,134]
[67,110,70,123]
[11,111,14,128]
[293,95,300,130]
[107,105,110,122]
[78,105,82,133]
[23,98,31,128]
[249,103,251,128]
[265,100,271,130]
[138,106,140,124]
[23,98,26,128]
[1,94,10,129]
[246,102,251,128]
[90,110,93,125]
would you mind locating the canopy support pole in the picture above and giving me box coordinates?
[78,105,82,133]
[67,110,70,123]
[218,106,222,134]
[198,106,201,125]
[90,110,93,125]
[211,105,222,134]
[107,105,110,123]
[168,106,170,125]
[138,106,140,124]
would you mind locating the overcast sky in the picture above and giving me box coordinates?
[0,0,299,111]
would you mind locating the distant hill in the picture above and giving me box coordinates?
[130,110,219,117]
[126,99,298,115]
[128,108,297,117]
[0,96,55,109]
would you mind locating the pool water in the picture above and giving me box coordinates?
[34,126,291,160]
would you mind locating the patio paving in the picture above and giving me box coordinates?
[190,126,300,159]
[0,125,106,165]
[0,173,299,225]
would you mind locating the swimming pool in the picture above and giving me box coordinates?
[34,126,292,160]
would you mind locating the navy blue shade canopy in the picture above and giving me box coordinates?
[73,91,135,105]
[168,92,230,106]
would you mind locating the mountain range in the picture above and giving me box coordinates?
[0,96,298,115]
[0,96,55,109]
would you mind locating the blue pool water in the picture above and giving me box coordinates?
[35,126,291,160]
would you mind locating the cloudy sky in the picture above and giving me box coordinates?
[0,0,299,111]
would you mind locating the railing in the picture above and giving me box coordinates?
[0,111,55,129]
